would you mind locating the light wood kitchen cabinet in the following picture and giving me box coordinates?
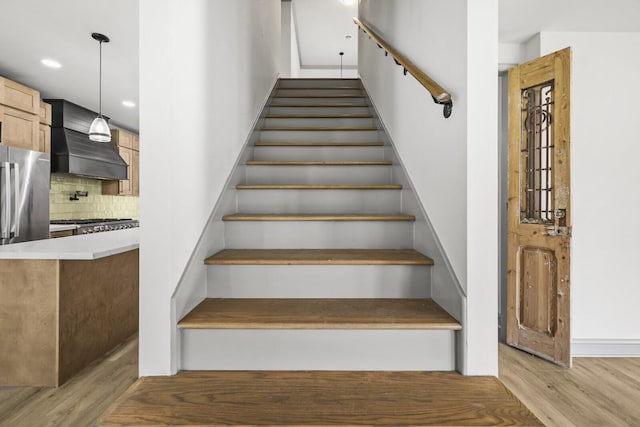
[0,76,40,115]
[0,104,41,151]
[0,76,48,153]
[102,129,139,196]
[38,101,52,154]
[131,149,139,195]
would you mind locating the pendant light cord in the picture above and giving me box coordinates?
[99,40,103,117]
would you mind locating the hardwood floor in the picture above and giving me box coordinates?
[99,370,540,426]
[2,337,639,426]
[0,336,138,427]
[499,343,640,426]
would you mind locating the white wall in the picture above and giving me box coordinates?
[139,0,280,375]
[536,32,640,354]
[358,0,498,374]
[280,1,292,77]
[297,68,358,78]
[290,1,301,77]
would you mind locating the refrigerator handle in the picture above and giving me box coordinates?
[1,162,10,239]
[12,162,20,238]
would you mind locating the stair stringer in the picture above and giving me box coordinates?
[169,78,279,372]
[361,83,468,373]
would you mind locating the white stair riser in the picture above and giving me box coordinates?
[268,106,371,115]
[278,79,361,88]
[236,189,401,213]
[260,130,379,143]
[245,165,392,185]
[265,117,375,127]
[272,97,368,105]
[276,89,364,96]
[207,265,430,298]
[253,146,384,161]
[224,221,413,249]
[181,330,455,371]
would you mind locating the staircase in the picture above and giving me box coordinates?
[178,78,461,371]
[99,79,543,426]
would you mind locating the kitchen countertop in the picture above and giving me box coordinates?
[50,224,79,232]
[0,228,139,260]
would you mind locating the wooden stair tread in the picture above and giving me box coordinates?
[178,298,460,330]
[205,249,433,265]
[270,104,368,108]
[246,160,391,165]
[265,114,373,118]
[279,77,360,80]
[222,213,415,221]
[236,184,402,190]
[255,141,383,146]
[273,95,367,98]
[99,371,541,426]
[276,87,362,90]
[261,127,378,131]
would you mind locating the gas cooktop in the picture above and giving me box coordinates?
[51,218,133,225]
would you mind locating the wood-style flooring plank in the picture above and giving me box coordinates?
[236,184,402,190]
[499,343,640,427]
[255,141,383,146]
[205,249,434,265]
[246,160,391,165]
[0,335,138,427]
[99,371,541,426]
[178,298,461,330]
[222,213,415,221]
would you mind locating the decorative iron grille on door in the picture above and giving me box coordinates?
[521,81,554,224]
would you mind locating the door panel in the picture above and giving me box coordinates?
[507,48,571,367]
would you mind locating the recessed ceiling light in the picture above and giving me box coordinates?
[340,0,356,5]
[345,34,353,40]
[41,58,62,69]
[122,100,136,108]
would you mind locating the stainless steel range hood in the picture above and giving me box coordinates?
[46,99,127,180]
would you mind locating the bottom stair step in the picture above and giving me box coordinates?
[99,371,542,426]
[178,298,461,330]
[178,299,460,371]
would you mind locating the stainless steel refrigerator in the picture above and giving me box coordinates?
[0,146,50,245]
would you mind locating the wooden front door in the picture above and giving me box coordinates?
[507,48,571,367]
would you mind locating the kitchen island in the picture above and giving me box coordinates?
[0,229,139,387]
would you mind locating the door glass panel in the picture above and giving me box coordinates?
[520,81,554,224]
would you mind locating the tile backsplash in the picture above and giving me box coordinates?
[50,174,139,220]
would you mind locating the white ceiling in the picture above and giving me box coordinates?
[0,0,139,132]
[293,0,358,69]
[500,0,640,43]
[0,0,638,135]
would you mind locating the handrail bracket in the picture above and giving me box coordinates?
[354,17,453,119]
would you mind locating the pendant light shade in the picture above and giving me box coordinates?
[89,116,111,142]
[89,32,111,143]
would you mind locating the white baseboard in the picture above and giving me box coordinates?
[572,339,640,357]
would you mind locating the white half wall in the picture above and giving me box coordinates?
[139,0,280,376]
[358,0,498,375]
[535,32,640,350]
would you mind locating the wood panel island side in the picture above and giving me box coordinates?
[0,229,139,387]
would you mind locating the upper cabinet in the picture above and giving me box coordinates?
[0,76,47,153]
[0,76,40,115]
[102,129,139,197]
[39,102,52,154]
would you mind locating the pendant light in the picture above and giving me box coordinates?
[89,32,111,142]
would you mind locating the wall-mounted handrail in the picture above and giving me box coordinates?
[353,17,453,118]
